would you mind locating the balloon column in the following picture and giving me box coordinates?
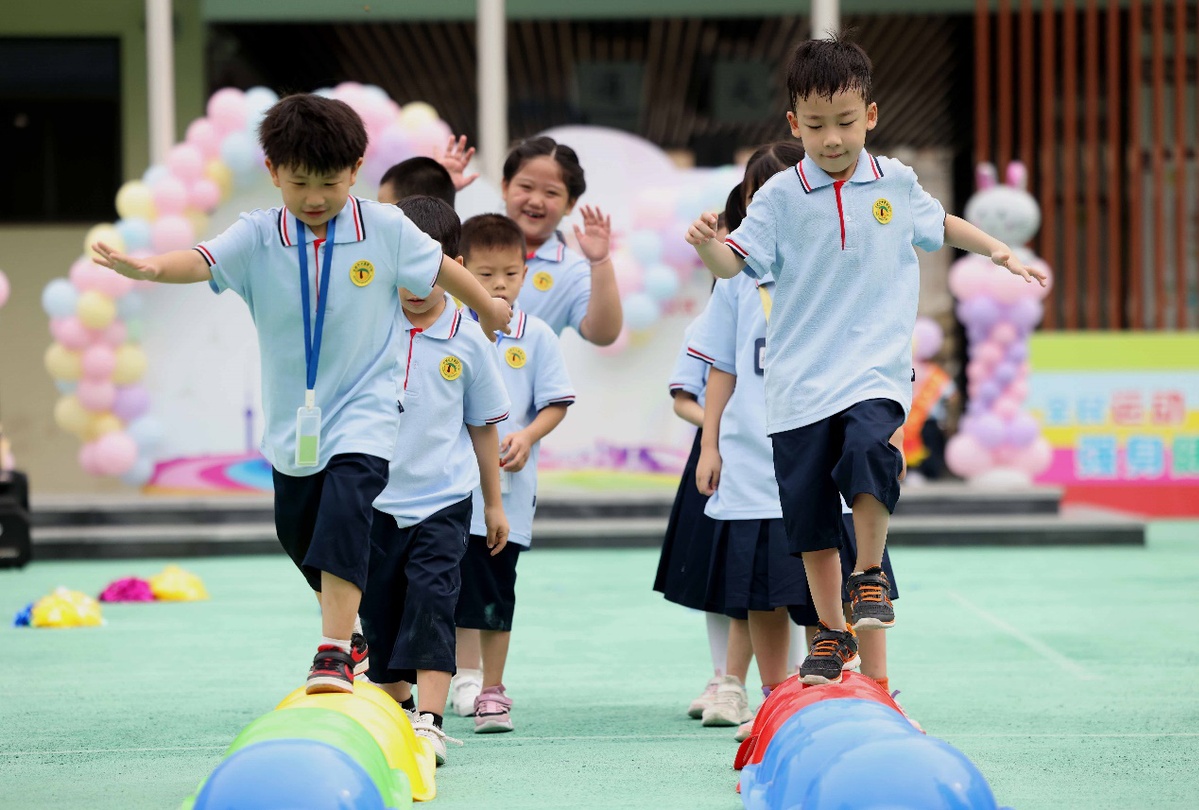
[43,84,458,482]
[945,162,1054,486]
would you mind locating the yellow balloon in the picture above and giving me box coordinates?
[115,180,156,220]
[44,343,83,381]
[204,160,233,198]
[185,209,210,240]
[400,101,440,128]
[54,395,91,435]
[84,223,125,260]
[85,412,124,440]
[76,289,117,330]
[112,344,148,384]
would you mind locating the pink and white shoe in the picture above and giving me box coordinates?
[473,685,514,733]
[688,676,721,719]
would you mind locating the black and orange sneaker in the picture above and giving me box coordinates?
[350,632,369,677]
[799,622,860,685]
[847,566,895,630]
[306,645,355,694]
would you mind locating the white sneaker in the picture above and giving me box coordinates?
[734,718,755,742]
[449,669,483,717]
[688,676,721,719]
[701,675,752,727]
[411,712,463,766]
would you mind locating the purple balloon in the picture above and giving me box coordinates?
[112,385,151,423]
[957,296,1002,331]
[1006,412,1041,448]
[1008,298,1044,332]
[977,380,1003,405]
[993,360,1018,385]
[969,412,1007,449]
[1006,341,1029,363]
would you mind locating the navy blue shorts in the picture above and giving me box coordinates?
[360,497,472,684]
[709,518,809,613]
[272,453,390,593]
[786,514,901,626]
[771,399,905,556]
[456,535,522,632]
[655,428,723,612]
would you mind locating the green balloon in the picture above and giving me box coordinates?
[223,708,411,808]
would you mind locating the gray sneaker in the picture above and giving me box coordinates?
[847,566,895,629]
[799,622,860,685]
[701,675,752,727]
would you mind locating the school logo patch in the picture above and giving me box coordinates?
[505,346,527,369]
[350,259,375,287]
[532,271,554,292]
[439,356,463,381]
[872,199,893,225]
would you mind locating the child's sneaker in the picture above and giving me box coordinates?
[473,685,514,733]
[847,566,895,629]
[349,633,369,677]
[734,718,755,742]
[701,675,752,727]
[306,645,355,694]
[448,670,483,717]
[799,623,860,685]
[411,713,463,766]
[688,676,721,719]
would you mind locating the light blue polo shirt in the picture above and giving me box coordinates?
[687,273,782,521]
[467,308,575,547]
[199,197,444,476]
[726,150,946,435]
[669,315,710,408]
[373,296,511,528]
[519,231,591,336]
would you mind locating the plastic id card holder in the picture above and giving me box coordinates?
[295,405,322,467]
[499,469,513,494]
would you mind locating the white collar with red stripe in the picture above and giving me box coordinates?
[468,304,527,340]
[400,294,462,340]
[527,231,567,264]
[794,150,884,194]
[277,196,367,246]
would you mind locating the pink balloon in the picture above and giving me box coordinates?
[77,379,117,412]
[79,442,105,476]
[151,216,195,253]
[1011,436,1053,477]
[112,385,151,422]
[0,268,9,309]
[912,317,943,361]
[947,256,992,300]
[94,431,139,476]
[95,269,136,299]
[69,258,109,293]
[188,178,222,212]
[81,345,117,379]
[100,321,128,348]
[186,118,222,160]
[945,433,995,479]
[50,317,96,351]
[151,175,188,216]
[993,396,1021,419]
[1008,379,1029,401]
[990,322,1019,345]
[166,144,205,183]
[965,360,985,382]
[976,341,1004,368]
[207,87,248,133]
[991,273,1035,305]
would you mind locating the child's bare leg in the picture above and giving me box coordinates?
[377,680,413,704]
[727,617,753,682]
[480,630,511,688]
[456,628,482,671]
[804,624,817,649]
[417,671,451,716]
[747,607,791,687]
[319,572,360,641]
[857,628,887,682]
[802,549,846,629]
[851,493,888,570]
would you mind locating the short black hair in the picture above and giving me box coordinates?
[723,183,747,233]
[502,136,586,202]
[396,195,461,257]
[743,141,806,202]
[380,157,456,207]
[460,214,527,260]
[258,94,367,174]
[786,34,874,109]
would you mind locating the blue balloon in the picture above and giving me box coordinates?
[115,218,153,252]
[643,263,680,302]
[804,735,999,810]
[119,456,155,488]
[220,131,258,177]
[142,164,170,187]
[244,86,280,132]
[41,278,78,319]
[623,292,660,332]
[626,230,663,266]
[193,739,386,810]
[117,292,144,320]
[126,416,163,452]
[55,380,77,395]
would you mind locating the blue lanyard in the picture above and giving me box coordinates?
[297,216,336,393]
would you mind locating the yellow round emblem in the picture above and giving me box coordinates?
[532,271,554,292]
[505,346,527,369]
[439,356,463,381]
[350,259,375,287]
[872,199,893,225]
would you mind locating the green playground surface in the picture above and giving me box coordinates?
[3,521,1198,809]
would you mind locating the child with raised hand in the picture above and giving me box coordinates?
[687,36,1047,686]
[91,94,512,696]
[500,136,623,345]
[445,213,576,733]
[362,195,511,766]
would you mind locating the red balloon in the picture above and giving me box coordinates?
[733,670,904,771]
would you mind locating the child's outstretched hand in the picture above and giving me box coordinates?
[478,297,514,343]
[572,205,611,264]
[91,242,161,281]
[484,505,509,556]
[435,135,479,191]
[696,445,722,497]
[992,248,1048,287]
[499,429,533,473]
[686,213,720,246]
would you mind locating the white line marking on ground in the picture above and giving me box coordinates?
[0,745,226,757]
[946,591,1096,680]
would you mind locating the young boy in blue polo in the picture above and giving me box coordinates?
[447,214,575,733]
[362,195,511,765]
[92,94,513,696]
[687,37,1047,685]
